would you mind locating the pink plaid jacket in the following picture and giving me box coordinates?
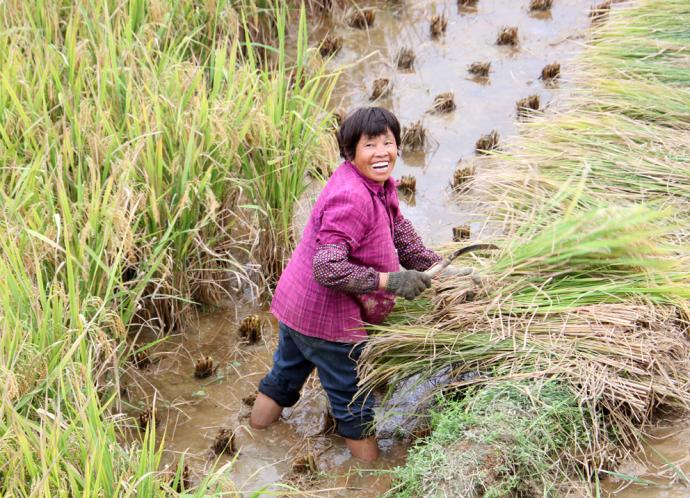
[271,161,440,342]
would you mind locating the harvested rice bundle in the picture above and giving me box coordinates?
[360,205,690,436]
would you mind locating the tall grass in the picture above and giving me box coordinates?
[0,0,336,494]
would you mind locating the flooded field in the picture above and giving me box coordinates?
[129,1,689,496]
[318,0,595,244]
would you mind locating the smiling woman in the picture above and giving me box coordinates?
[250,106,443,462]
[338,107,402,184]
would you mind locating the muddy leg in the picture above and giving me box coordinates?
[250,393,283,429]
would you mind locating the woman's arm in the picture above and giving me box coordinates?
[393,216,442,271]
[312,242,388,294]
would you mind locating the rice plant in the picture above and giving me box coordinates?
[0,0,337,494]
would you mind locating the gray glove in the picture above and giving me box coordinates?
[386,270,432,300]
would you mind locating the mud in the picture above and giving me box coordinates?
[601,419,690,497]
[124,309,406,495]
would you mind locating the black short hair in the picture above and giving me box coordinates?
[337,107,401,161]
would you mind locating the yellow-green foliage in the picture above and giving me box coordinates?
[0,0,336,494]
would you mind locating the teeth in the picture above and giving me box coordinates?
[372,162,388,169]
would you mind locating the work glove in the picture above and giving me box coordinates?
[438,266,483,286]
[386,270,432,300]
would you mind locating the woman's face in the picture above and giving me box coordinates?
[351,128,398,185]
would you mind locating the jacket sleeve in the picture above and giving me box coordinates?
[393,216,442,271]
[312,189,379,294]
[312,243,379,294]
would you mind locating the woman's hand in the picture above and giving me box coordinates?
[382,270,432,299]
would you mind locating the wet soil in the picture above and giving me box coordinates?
[124,308,405,495]
[601,419,690,497]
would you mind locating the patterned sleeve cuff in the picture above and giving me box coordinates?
[393,217,442,271]
[312,243,379,294]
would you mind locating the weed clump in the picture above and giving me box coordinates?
[194,356,215,379]
[496,26,518,46]
[452,163,475,190]
[430,14,448,38]
[431,92,456,113]
[452,225,471,241]
[292,452,318,474]
[390,382,599,497]
[468,61,491,77]
[319,35,342,57]
[398,176,417,194]
[138,408,155,431]
[529,0,553,11]
[238,315,262,344]
[242,392,257,407]
[370,78,392,101]
[516,94,541,118]
[130,350,151,369]
[458,0,478,6]
[475,130,499,153]
[211,428,236,456]
[396,47,415,70]
[590,1,612,22]
[401,121,427,151]
[348,8,375,29]
[540,62,561,82]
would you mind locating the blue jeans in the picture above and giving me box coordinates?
[258,322,374,440]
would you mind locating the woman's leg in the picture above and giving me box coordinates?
[250,392,284,429]
[299,338,378,462]
[251,323,314,429]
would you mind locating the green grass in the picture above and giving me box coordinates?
[0,0,337,494]
[390,382,601,498]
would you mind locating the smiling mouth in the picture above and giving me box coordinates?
[372,162,389,171]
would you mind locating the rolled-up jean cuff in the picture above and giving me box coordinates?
[258,379,300,408]
[337,417,374,440]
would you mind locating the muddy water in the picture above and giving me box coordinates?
[317,0,595,245]
[125,309,405,496]
[601,419,690,497]
[128,1,689,496]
